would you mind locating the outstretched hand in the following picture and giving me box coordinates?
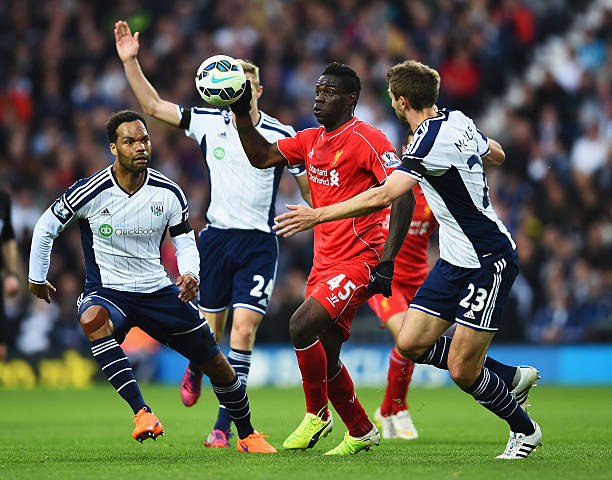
[273,204,320,237]
[114,20,140,62]
[229,79,252,116]
[367,261,394,298]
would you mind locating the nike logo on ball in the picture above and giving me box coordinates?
[211,74,237,83]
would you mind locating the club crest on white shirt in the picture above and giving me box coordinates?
[151,202,164,216]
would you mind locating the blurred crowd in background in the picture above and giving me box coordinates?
[0,0,611,360]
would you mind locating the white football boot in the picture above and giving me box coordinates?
[496,421,542,459]
[373,407,396,439]
[391,410,418,440]
[510,366,540,412]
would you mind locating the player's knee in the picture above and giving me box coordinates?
[288,314,307,343]
[448,362,479,389]
[232,316,261,343]
[80,306,112,340]
[395,337,422,361]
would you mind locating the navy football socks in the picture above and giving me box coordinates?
[91,336,149,414]
[462,368,535,434]
[211,375,254,439]
[214,348,252,432]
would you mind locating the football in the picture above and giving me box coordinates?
[195,55,247,106]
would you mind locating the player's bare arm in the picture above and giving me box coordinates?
[115,20,180,127]
[274,170,418,237]
[229,80,287,169]
[482,138,505,166]
[368,189,415,297]
[294,174,313,207]
[381,189,415,262]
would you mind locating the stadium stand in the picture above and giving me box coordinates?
[0,0,609,360]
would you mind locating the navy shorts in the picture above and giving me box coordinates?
[77,285,220,364]
[410,250,519,331]
[198,226,278,315]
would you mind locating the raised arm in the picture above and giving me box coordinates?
[115,21,180,127]
[229,81,288,169]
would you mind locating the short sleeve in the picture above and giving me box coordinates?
[397,155,426,181]
[370,148,401,184]
[400,117,451,178]
[476,128,491,157]
[356,126,400,184]
[277,129,316,167]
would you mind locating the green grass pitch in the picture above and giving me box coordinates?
[0,384,610,479]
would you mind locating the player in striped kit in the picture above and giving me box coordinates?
[115,21,310,448]
[273,60,542,460]
[28,110,275,453]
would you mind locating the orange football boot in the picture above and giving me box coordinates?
[132,407,165,442]
[236,431,277,453]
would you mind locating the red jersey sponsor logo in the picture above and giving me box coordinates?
[308,164,340,187]
[277,118,397,269]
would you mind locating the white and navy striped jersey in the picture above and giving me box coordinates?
[29,166,191,293]
[397,109,515,268]
[179,106,305,232]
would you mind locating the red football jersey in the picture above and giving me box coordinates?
[277,117,400,269]
[380,185,437,285]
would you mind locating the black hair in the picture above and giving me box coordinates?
[106,110,147,143]
[322,62,361,99]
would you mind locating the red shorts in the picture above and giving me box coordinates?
[306,257,375,341]
[367,281,420,325]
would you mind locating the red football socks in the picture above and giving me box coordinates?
[327,364,372,437]
[295,339,328,415]
[380,347,415,416]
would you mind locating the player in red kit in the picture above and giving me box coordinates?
[229,63,415,455]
